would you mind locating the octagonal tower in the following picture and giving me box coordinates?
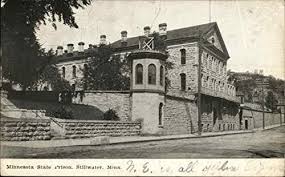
[128,50,168,134]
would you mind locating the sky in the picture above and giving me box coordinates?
[37,0,285,79]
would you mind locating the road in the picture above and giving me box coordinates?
[1,126,285,158]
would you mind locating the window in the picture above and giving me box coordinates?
[206,76,209,88]
[62,67,65,78]
[148,64,156,85]
[180,73,186,91]
[180,49,186,64]
[160,66,164,86]
[159,103,163,125]
[72,84,75,91]
[135,64,143,84]
[72,65,76,78]
[83,64,88,78]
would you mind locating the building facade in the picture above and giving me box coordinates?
[53,22,240,134]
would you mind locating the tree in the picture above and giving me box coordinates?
[82,45,130,90]
[1,0,92,90]
[265,91,278,112]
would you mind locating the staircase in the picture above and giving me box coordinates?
[1,91,46,119]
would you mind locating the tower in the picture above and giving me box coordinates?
[128,50,168,134]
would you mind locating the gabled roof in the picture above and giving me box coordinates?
[55,22,230,64]
[111,22,229,59]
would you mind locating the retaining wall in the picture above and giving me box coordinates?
[73,91,131,121]
[53,118,141,139]
[0,118,51,141]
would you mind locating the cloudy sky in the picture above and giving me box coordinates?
[37,0,284,79]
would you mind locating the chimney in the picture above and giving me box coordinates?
[144,26,151,37]
[121,31,128,42]
[158,23,167,35]
[56,46,63,56]
[100,35,107,45]
[78,42,85,52]
[67,44,74,53]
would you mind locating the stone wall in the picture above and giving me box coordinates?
[74,91,131,121]
[166,43,199,99]
[0,118,51,141]
[242,108,283,129]
[163,96,197,135]
[54,119,141,139]
[201,95,240,132]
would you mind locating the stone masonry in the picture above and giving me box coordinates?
[53,119,141,139]
[1,117,51,141]
[74,91,131,121]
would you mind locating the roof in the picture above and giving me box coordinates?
[111,22,217,48]
[111,22,229,59]
[55,22,230,63]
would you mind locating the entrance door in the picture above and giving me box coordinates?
[245,120,248,130]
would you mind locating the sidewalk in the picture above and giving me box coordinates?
[1,124,283,148]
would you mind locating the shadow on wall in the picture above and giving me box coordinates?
[9,99,105,120]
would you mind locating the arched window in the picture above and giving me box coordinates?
[180,49,186,64]
[159,103,163,125]
[148,64,156,85]
[72,65,76,78]
[62,67,65,78]
[135,64,143,84]
[160,66,164,86]
[180,73,186,91]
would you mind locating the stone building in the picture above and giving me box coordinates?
[54,22,240,134]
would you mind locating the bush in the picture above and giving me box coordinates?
[52,106,73,119]
[103,109,119,121]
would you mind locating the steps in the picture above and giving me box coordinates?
[1,91,46,119]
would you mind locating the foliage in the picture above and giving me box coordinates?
[81,45,130,90]
[52,106,74,119]
[103,109,119,121]
[265,91,278,112]
[153,32,167,52]
[37,64,72,91]
[234,79,256,102]
[1,0,92,90]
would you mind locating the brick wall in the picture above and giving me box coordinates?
[163,96,197,135]
[54,119,141,139]
[74,91,131,121]
[0,118,51,141]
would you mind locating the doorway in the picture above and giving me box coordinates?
[245,120,248,130]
